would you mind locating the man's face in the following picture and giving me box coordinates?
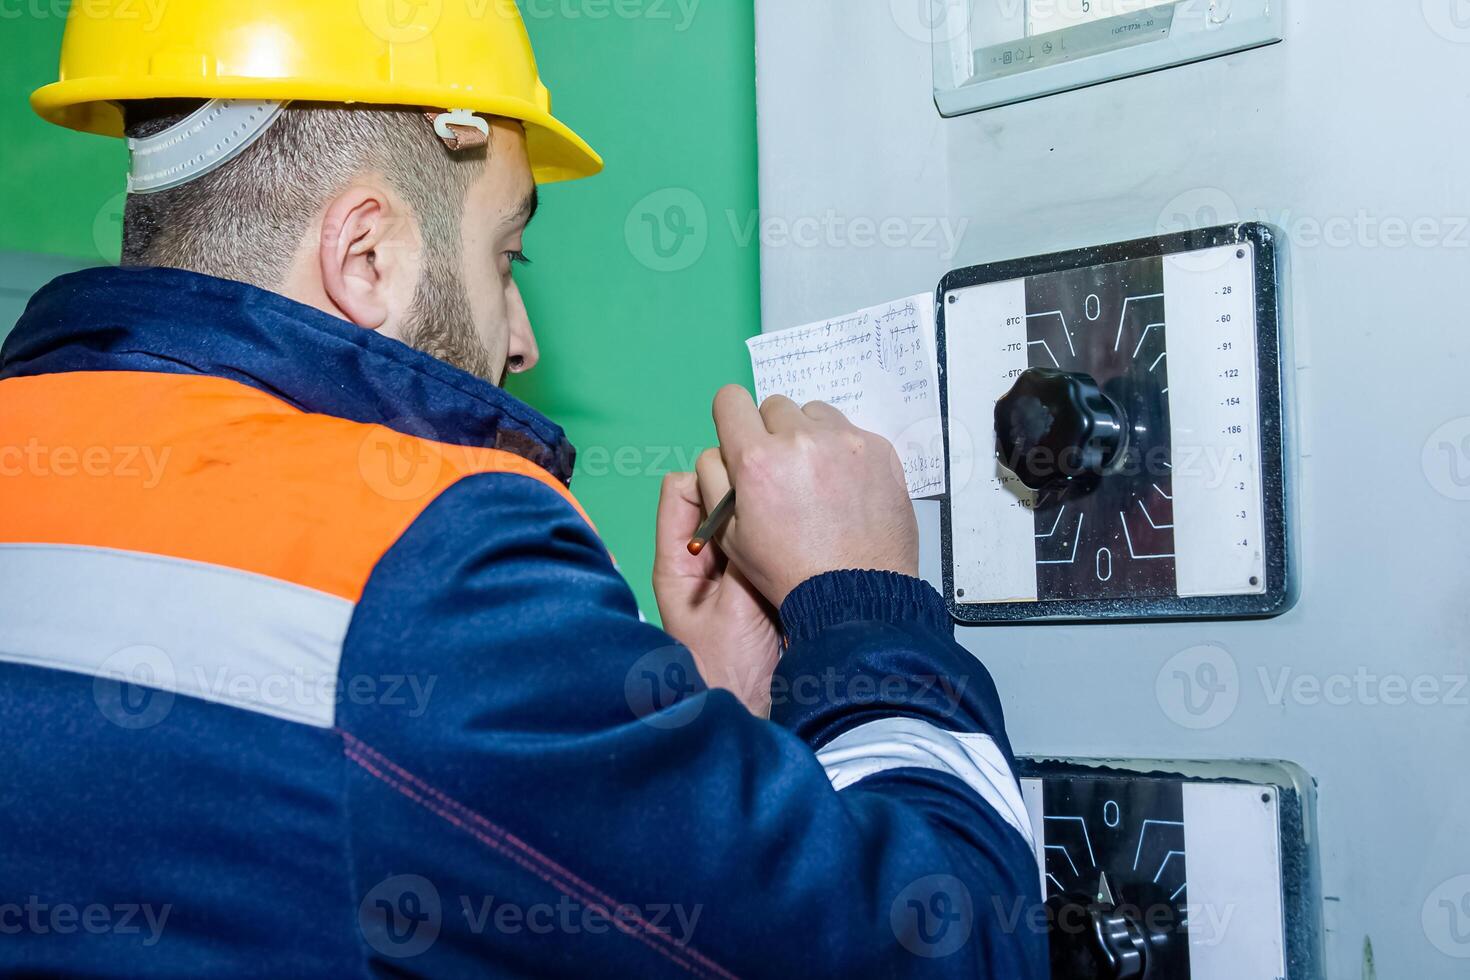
[463,119,540,387]
[403,118,539,387]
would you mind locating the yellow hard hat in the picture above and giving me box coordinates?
[30,0,602,184]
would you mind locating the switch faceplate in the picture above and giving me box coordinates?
[1019,759,1320,980]
[939,223,1291,623]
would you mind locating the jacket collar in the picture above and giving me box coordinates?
[1,266,576,484]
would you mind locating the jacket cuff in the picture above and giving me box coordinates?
[779,570,952,644]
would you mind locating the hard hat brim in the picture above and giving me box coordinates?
[31,77,603,185]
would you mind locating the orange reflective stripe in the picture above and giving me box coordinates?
[0,371,593,601]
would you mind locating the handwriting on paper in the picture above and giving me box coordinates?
[746,293,944,498]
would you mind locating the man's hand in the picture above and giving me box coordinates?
[698,385,919,609]
[653,471,782,716]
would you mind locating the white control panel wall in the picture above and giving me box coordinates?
[754,2,1470,975]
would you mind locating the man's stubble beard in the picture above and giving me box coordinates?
[401,243,499,386]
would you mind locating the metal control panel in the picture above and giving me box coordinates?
[938,224,1290,623]
[1019,760,1318,979]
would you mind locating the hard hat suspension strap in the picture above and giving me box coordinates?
[127,99,288,195]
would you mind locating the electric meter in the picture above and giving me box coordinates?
[930,0,1284,116]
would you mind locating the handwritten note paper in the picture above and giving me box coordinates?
[746,294,944,498]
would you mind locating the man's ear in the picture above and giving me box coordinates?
[317,185,415,332]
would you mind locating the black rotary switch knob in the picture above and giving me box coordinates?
[994,368,1130,493]
[1044,875,1179,980]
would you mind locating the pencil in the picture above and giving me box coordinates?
[687,489,737,556]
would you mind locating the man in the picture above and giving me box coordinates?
[0,3,1045,976]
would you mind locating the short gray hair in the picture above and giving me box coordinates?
[121,101,484,291]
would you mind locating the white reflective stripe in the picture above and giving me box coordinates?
[128,99,288,194]
[815,716,1036,849]
[0,544,352,728]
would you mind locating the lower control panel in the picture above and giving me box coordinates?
[1017,759,1320,980]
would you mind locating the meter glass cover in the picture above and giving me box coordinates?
[932,0,1283,117]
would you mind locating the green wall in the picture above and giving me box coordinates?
[0,6,760,617]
